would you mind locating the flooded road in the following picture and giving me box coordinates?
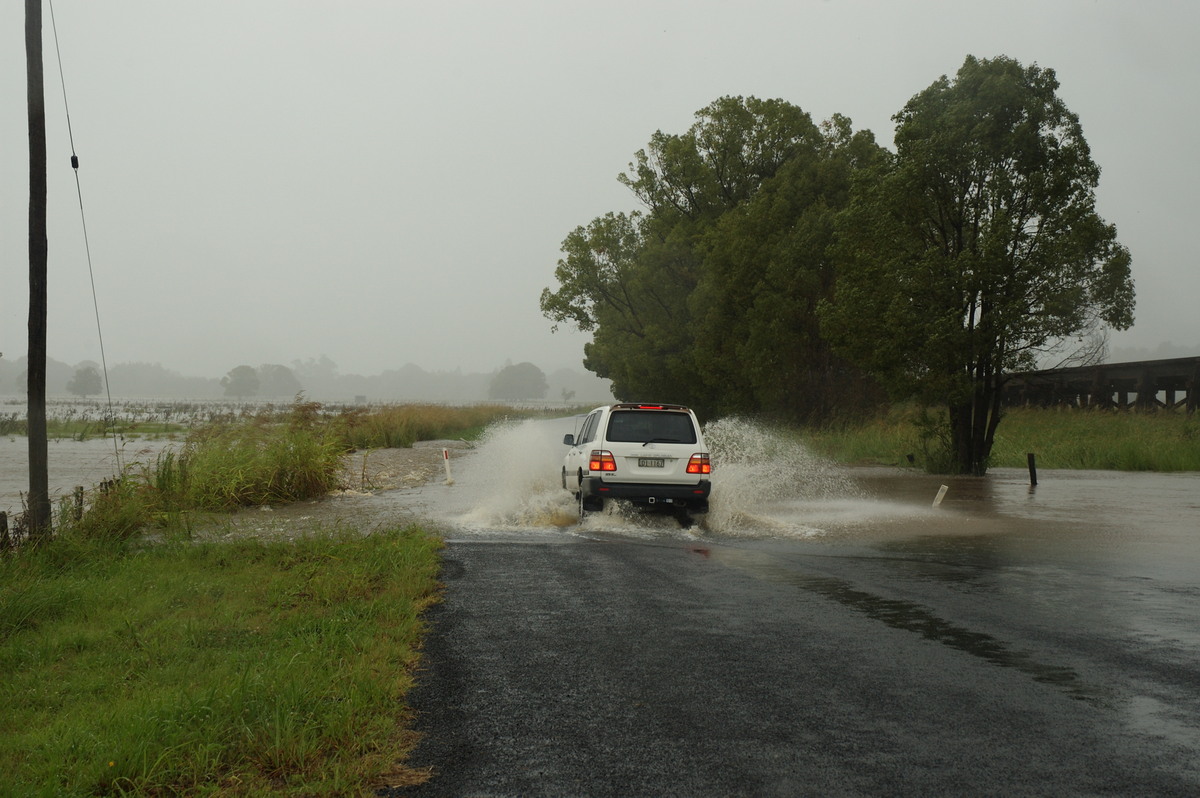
[7,421,1199,794]
[393,419,1200,796]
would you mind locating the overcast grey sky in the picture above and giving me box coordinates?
[3,1,1198,379]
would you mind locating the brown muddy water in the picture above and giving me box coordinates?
[3,419,1198,586]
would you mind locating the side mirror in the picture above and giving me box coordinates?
[563,434,575,446]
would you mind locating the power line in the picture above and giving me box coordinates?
[48,0,121,466]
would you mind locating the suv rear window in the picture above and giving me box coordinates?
[605,410,697,444]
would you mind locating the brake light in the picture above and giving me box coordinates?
[589,450,618,472]
[686,453,712,475]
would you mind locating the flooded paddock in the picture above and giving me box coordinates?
[0,436,176,519]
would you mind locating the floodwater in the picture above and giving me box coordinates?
[0,436,177,518]
[393,419,1200,794]
[389,417,1200,567]
[5,419,1198,561]
[4,419,1198,590]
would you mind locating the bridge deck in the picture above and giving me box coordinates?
[1004,356,1200,412]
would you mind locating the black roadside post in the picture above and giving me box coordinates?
[1027,452,1038,487]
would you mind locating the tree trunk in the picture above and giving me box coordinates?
[26,0,51,537]
[948,393,997,477]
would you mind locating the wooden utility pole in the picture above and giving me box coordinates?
[26,0,51,536]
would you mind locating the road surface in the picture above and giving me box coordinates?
[396,527,1199,796]
[373,423,1200,797]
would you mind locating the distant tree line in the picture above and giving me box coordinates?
[541,55,1135,474]
[0,355,611,405]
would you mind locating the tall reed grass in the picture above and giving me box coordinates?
[334,403,516,449]
[178,420,344,510]
[21,400,533,544]
[988,407,1200,470]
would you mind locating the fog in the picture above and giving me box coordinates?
[3,1,1198,387]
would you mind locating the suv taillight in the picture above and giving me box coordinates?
[589,450,618,472]
[686,453,712,475]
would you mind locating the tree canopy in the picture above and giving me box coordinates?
[541,96,885,420]
[542,61,1132,470]
[820,55,1134,474]
[257,364,303,398]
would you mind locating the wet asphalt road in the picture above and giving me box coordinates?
[397,532,1200,797]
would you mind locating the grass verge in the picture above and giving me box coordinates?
[0,525,442,796]
[802,406,1200,472]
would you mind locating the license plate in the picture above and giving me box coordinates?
[638,458,665,468]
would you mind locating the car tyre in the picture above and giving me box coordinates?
[579,482,604,519]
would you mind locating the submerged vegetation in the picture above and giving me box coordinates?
[335,402,521,449]
[802,406,1200,473]
[9,400,524,539]
[0,397,525,443]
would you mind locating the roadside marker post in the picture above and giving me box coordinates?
[443,448,455,486]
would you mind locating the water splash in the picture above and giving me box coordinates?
[432,418,578,533]
[415,415,881,540]
[703,417,867,538]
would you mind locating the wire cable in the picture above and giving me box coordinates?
[48,0,121,466]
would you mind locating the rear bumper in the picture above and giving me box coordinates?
[581,477,711,510]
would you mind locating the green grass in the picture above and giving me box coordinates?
[0,525,442,797]
[802,405,1200,472]
[178,422,346,511]
[1,400,501,794]
[987,407,1200,470]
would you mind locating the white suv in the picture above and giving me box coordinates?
[562,403,712,521]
